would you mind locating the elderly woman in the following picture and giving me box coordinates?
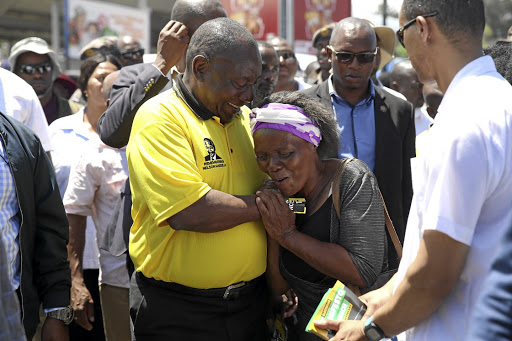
[252,91,388,340]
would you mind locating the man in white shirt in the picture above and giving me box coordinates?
[315,1,512,340]
[0,68,53,152]
[391,59,433,135]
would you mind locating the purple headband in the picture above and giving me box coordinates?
[250,103,322,146]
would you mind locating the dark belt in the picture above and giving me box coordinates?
[138,272,265,300]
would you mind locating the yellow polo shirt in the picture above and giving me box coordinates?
[127,88,267,289]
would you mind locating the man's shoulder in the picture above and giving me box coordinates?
[0,68,38,99]
[299,81,326,98]
[0,112,40,148]
[376,87,413,112]
[118,62,159,81]
[132,89,184,125]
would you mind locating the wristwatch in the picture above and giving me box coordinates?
[364,315,388,341]
[46,305,74,325]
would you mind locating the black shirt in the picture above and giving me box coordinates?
[281,196,332,283]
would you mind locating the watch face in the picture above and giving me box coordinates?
[63,307,74,323]
[366,328,382,340]
[49,306,74,325]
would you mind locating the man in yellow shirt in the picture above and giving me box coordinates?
[127,17,268,340]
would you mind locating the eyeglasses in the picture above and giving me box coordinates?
[17,63,53,75]
[121,48,144,59]
[396,11,438,47]
[327,46,379,65]
[277,51,296,62]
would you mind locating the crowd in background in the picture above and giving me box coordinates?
[0,0,511,341]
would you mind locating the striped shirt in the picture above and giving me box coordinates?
[0,234,25,340]
[0,137,21,290]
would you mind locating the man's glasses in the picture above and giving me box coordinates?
[327,46,379,65]
[396,11,438,48]
[17,63,53,75]
[277,51,296,62]
[121,48,144,59]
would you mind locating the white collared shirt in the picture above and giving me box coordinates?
[63,143,130,288]
[395,56,512,341]
[49,108,100,270]
[414,106,434,136]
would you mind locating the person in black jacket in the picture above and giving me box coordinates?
[0,111,71,340]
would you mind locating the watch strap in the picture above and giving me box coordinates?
[364,315,388,341]
[46,305,74,325]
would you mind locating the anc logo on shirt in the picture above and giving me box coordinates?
[203,138,226,170]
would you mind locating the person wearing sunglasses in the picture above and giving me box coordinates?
[318,1,512,341]
[267,36,311,92]
[9,37,74,126]
[117,36,144,66]
[301,17,415,272]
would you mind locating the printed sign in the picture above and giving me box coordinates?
[295,0,351,53]
[66,0,150,59]
[220,0,279,40]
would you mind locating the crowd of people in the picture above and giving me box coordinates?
[0,0,511,341]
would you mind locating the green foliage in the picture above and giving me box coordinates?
[484,0,512,42]
[394,44,408,58]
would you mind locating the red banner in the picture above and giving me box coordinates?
[219,0,279,41]
[219,0,351,53]
[295,0,351,53]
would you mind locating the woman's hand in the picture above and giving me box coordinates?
[256,189,296,244]
[283,289,299,318]
[258,178,278,191]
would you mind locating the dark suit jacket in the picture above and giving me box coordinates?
[98,62,173,148]
[300,81,415,267]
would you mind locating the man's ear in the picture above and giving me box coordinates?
[416,15,432,45]
[391,80,399,91]
[192,55,210,82]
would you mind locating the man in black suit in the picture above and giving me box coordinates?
[301,18,415,268]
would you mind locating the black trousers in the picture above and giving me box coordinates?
[130,272,269,341]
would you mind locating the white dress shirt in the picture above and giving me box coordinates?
[395,56,512,341]
[414,106,434,136]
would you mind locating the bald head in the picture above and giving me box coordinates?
[171,0,227,36]
[390,59,424,108]
[186,17,259,70]
[330,17,377,48]
[390,60,414,78]
[103,70,120,104]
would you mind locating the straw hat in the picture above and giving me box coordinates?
[365,20,396,70]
